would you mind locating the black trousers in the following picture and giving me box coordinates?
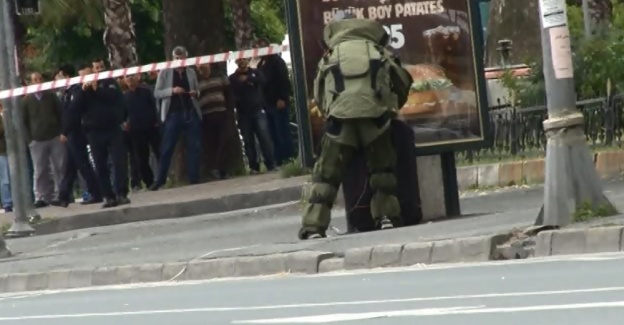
[88,128,129,200]
[238,110,275,171]
[58,132,102,202]
[129,127,160,188]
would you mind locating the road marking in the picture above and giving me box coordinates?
[1,286,624,321]
[0,293,44,302]
[233,301,624,323]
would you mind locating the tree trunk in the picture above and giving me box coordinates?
[103,0,138,68]
[162,0,245,183]
[484,0,542,67]
[582,0,613,38]
[229,0,254,49]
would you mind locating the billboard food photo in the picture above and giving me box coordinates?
[295,0,488,150]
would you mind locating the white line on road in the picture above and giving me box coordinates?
[233,301,624,324]
[1,286,624,321]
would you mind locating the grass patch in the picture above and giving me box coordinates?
[573,201,619,223]
[279,159,311,178]
[32,216,57,225]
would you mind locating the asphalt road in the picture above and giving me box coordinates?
[1,253,624,324]
[1,180,623,274]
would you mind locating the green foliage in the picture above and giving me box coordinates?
[567,4,585,42]
[499,62,546,107]
[20,0,164,75]
[502,2,624,102]
[572,1,624,97]
[250,0,286,44]
[222,0,287,49]
[20,0,284,76]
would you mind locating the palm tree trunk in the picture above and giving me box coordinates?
[103,0,138,68]
[229,0,254,49]
[162,0,245,182]
[582,0,613,38]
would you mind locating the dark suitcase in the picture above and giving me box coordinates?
[342,119,423,233]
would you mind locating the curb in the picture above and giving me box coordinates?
[534,226,624,257]
[0,233,511,293]
[30,185,303,235]
[3,225,623,293]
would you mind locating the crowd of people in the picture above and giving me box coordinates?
[0,39,295,211]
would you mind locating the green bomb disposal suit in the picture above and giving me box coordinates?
[299,17,413,240]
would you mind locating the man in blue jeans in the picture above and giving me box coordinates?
[150,46,202,191]
[229,58,275,173]
[0,105,12,212]
[256,38,295,166]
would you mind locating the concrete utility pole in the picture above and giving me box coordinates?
[535,0,617,226]
[0,0,36,237]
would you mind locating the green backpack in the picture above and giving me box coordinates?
[314,39,410,120]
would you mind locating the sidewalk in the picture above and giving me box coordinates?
[0,173,306,235]
[2,149,622,237]
[0,179,623,292]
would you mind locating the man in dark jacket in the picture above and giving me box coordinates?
[229,58,275,173]
[256,38,295,166]
[93,58,139,191]
[123,73,160,189]
[52,64,103,207]
[66,63,130,208]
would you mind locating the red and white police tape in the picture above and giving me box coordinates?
[0,44,290,100]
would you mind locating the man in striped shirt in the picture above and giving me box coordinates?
[197,63,232,179]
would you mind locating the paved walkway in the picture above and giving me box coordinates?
[0,173,306,230]
[1,180,623,275]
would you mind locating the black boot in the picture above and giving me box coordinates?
[50,200,69,208]
[102,198,118,209]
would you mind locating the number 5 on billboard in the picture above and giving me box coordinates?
[383,24,405,49]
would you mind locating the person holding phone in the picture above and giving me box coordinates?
[150,46,202,191]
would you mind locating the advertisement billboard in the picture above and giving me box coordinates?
[289,0,490,153]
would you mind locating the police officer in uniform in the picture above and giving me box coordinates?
[299,12,413,240]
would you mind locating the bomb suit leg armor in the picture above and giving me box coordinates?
[299,118,401,240]
[359,119,401,228]
[299,118,356,240]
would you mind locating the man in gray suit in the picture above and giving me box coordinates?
[150,46,202,191]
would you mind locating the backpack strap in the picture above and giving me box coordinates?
[329,65,345,100]
[369,46,386,100]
